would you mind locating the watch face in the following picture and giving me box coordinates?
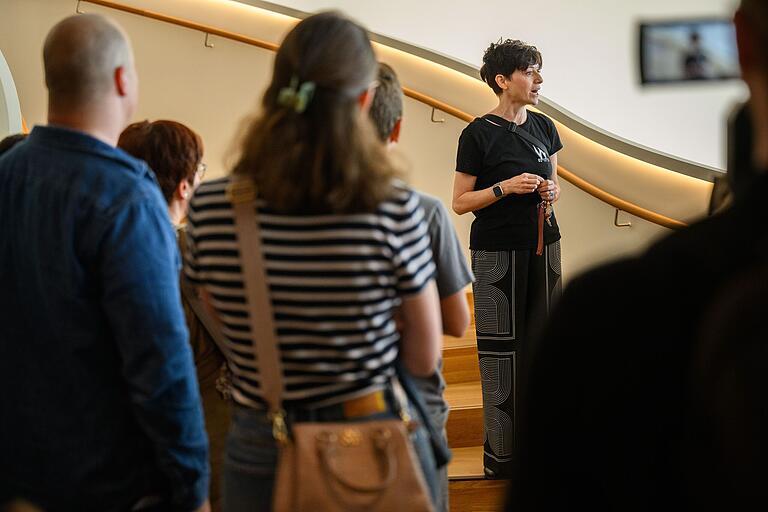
[493,185,503,198]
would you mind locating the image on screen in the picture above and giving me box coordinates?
[639,18,740,84]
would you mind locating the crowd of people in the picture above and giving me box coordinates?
[1,0,767,510]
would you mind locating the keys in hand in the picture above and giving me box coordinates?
[537,179,557,202]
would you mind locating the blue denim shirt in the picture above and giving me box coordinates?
[0,126,209,511]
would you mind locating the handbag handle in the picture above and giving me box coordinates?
[226,175,288,439]
[316,428,397,493]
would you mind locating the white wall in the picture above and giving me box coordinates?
[272,0,747,169]
[0,48,23,138]
[0,0,281,180]
[0,0,714,280]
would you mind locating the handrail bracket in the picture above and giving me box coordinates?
[614,209,632,228]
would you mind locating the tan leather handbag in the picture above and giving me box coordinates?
[226,176,434,512]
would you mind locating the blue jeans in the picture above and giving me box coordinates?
[412,361,450,512]
[223,391,438,512]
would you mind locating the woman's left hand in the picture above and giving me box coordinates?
[538,179,559,203]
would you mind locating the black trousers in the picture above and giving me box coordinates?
[471,242,562,478]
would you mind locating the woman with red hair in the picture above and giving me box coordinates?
[119,120,228,512]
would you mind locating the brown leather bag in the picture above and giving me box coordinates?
[226,176,434,512]
[273,419,434,511]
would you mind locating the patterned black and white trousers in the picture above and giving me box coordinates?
[470,241,562,478]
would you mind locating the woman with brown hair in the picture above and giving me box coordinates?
[183,11,442,511]
[118,120,230,512]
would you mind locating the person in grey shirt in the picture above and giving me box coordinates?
[370,62,474,512]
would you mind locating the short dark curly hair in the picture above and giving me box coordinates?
[480,39,543,95]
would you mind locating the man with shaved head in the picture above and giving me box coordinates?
[43,13,138,139]
[508,0,768,510]
[0,15,209,512]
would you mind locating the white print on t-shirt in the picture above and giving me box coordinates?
[531,145,549,163]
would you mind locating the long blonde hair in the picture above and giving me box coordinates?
[233,12,400,214]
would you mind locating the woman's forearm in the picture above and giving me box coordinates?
[452,172,543,215]
[452,186,498,215]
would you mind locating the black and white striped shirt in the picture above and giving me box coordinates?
[184,177,435,408]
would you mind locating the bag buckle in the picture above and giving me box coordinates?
[398,407,419,433]
[270,409,289,445]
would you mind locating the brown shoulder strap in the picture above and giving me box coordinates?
[178,228,230,355]
[179,278,231,356]
[226,175,284,414]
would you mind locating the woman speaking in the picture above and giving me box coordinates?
[452,39,563,479]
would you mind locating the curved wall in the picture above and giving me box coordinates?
[0,49,23,138]
[0,0,715,279]
[263,0,746,170]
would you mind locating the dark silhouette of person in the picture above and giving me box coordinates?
[507,1,768,510]
[683,31,709,79]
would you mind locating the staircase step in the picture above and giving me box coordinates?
[448,446,507,511]
[448,445,484,480]
[449,478,507,512]
[444,381,482,410]
[445,382,484,448]
[443,331,475,351]
[442,343,479,385]
[442,310,478,386]
[447,405,484,448]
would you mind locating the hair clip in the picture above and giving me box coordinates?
[277,75,316,113]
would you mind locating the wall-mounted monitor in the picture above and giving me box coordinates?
[639,18,740,85]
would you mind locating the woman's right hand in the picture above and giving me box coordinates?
[501,173,542,195]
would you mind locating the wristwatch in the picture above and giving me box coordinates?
[492,183,504,198]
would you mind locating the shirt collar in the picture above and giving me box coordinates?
[27,125,152,179]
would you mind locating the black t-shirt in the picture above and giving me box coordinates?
[456,110,563,251]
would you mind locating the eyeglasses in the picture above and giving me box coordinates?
[196,162,207,181]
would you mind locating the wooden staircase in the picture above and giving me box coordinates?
[444,293,508,511]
